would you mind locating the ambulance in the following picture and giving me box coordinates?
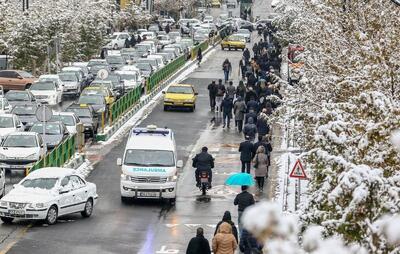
[117,125,182,205]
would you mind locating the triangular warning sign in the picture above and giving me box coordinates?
[289,159,307,179]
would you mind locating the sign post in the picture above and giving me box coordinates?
[35,104,53,167]
[289,159,307,210]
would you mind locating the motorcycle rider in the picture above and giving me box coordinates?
[192,147,215,188]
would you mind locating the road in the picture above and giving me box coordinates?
[0,1,275,253]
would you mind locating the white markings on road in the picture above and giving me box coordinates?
[156,246,179,253]
[184,224,201,229]
[165,224,180,228]
[206,224,217,228]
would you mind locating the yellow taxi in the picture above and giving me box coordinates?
[211,0,221,8]
[221,35,246,51]
[81,86,115,105]
[163,84,198,112]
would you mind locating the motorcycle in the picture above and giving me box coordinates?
[198,171,210,195]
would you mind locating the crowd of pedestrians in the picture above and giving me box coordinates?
[186,22,283,254]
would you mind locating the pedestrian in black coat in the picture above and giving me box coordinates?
[214,211,239,243]
[256,112,270,137]
[221,96,233,128]
[243,117,257,141]
[165,24,171,34]
[186,227,211,254]
[207,81,218,110]
[239,136,253,173]
[234,186,255,234]
[245,109,257,125]
[239,229,263,254]
[246,98,259,113]
[243,48,250,64]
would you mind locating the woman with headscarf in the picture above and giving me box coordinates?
[252,145,269,192]
[214,211,238,243]
[212,222,237,254]
[234,96,246,133]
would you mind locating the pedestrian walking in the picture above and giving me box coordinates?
[215,79,226,112]
[245,109,257,125]
[207,81,218,111]
[214,211,239,243]
[165,23,171,34]
[244,87,257,104]
[236,80,246,98]
[239,229,263,254]
[256,112,270,137]
[226,81,236,99]
[212,222,238,254]
[137,35,142,43]
[234,96,246,133]
[243,117,257,141]
[186,227,212,254]
[239,59,246,80]
[243,48,250,64]
[124,37,130,48]
[252,42,259,58]
[197,48,203,65]
[239,136,253,173]
[129,35,137,47]
[222,59,232,83]
[252,146,269,192]
[246,97,259,113]
[221,95,233,128]
[234,186,255,235]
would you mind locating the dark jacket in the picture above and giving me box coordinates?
[256,117,269,136]
[216,83,226,97]
[208,83,218,97]
[252,141,269,158]
[243,49,250,61]
[243,118,257,139]
[192,152,214,170]
[186,235,212,254]
[245,112,257,124]
[246,100,259,113]
[245,89,257,104]
[221,97,234,115]
[234,191,255,212]
[222,60,232,72]
[214,211,239,243]
[239,229,262,254]
[239,140,253,162]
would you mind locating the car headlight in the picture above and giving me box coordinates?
[0,153,6,160]
[167,175,178,182]
[184,99,194,103]
[26,153,38,160]
[121,174,130,181]
[0,201,8,207]
[36,203,45,208]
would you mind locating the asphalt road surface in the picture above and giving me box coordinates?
[0,2,274,253]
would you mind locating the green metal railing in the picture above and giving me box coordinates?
[191,41,209,60]
[109,85,141,126]
[28,134,77,174]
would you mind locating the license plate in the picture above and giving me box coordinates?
[138,192,158,197]
[200,178,209,183]
[9,210,25,215]
[8,165,23,169]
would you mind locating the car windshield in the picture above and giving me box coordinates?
[2,135,37,147]
[31,123,62,135]
[58,73,78,82]
[167,86,193,94]
[136,44,150,51]
[106,57,124,65]
[78,95,105,105]
[6,92,29,101]
[18,71,34,78]
[124,149,175,166]
[66,107,91,118]
[30,82,56,91]
[136,63,152,71]
[138,59,157,67]
[118,73,137,81]
[88,60,106,67]
[12,105,37,115]
[21,178,58,190]
[238,29,249,34]
[91,82,113,90]
[51,115,74,126]
[0,117,13,128]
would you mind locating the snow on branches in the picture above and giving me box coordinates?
[272,0,400,252]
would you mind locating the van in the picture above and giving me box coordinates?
[117,125,183,204]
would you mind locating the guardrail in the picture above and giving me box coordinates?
[191,41,209,60]
[28,134,77,174]
[109,85,141,126]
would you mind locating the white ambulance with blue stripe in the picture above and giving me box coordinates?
[117,125,182,205]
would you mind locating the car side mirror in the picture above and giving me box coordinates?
[117,158,122,166]
[177,160,183,168]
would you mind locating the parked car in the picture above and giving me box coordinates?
[0,114,24,141]
[11,104,38,130]
[105,32,130,49]
[0,132,47,170]
[66,104,98,138]
[0,167,98,225]
[5,90,36,107]
[58,72,81,96]
[30,122,69,149]
[0,70,36,91]
[29,81,63,105]
[51,112,81,135]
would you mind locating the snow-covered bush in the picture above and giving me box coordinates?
[271,0,400,252]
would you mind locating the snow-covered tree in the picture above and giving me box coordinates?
[271,0,400,252]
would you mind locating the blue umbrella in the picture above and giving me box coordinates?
[225,173,255,186]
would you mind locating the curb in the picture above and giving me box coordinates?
[64,153,85,169]
[95,43,217,142]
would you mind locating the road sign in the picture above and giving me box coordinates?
[289,159,307,179]
[97,69,109,80]
[35,105,53,122]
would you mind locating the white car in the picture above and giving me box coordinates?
[58,72,81,96]
[168,32,182,43]
[203,15,214,23]
[0,114,24,141]
[106,32,131,50]
[147,55,166,69]
[114,70,142,90]
[140,31,156,40]
[0,98,12,113]
[29,81,63,105]
[51,112,81,136]
[0,167,98,225]
[37,74,65,93]
[236,29,251,42]
[157,35,173,49]
[0,132,47,170]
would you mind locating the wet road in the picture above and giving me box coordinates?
[0,1,274,253]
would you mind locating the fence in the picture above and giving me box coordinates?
[109,85,141,126]
[29,134,76,174]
